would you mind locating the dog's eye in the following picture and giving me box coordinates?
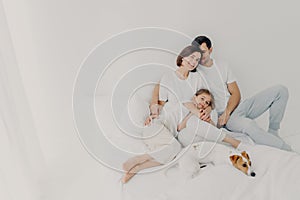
[242,163,247,168]
[249,161,252,166]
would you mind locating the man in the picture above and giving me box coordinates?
[192,36,291,150]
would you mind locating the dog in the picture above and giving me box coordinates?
[178,142,256,178]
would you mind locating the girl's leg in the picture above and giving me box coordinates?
[122,154,153,172]
[222,135,241,148]
[122,159,161,183]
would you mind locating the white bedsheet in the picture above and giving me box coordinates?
[122,144,300,200]
[94,95,300,200]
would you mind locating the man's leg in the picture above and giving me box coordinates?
[226,115,291,150]
[233,85,289,134]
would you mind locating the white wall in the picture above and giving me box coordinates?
[2,0,300,198]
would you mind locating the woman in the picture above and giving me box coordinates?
[122,45,202,183]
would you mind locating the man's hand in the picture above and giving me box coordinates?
[218,110,230,127]
[199,106,212,121]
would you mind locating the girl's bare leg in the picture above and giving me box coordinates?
[122,159,161,183]
[122,154,153,172]
[223,135,241,148]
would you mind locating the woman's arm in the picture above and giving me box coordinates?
[183,102,215,126]
[183,102,201,117]
[177,112,193,131]
[145,84,166,126]
[149,84,165,115]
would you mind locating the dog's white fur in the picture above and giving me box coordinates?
[178,142,254,178]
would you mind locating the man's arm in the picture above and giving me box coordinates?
[218,81,241,127]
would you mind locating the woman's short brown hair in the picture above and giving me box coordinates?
[176,45,201,72]
[195,89,215,109]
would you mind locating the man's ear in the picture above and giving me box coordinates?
[209,47,213,54]
[230,155,239,164]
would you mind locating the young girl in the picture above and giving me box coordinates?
[177,89,216,132]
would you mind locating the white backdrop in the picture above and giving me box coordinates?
[2,0,300,199]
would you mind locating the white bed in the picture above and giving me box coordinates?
[92,93,300,200]
[89,66,300,200]
[121,144,300,200]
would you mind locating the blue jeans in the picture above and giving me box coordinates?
[225,85,290,150]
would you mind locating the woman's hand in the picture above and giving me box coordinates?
[144,116,152,126]
[144,114,158,126]
[149,103,161,116]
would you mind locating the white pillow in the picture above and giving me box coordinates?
[127,92,150,128]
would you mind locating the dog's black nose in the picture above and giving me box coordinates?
[250,172,256,177]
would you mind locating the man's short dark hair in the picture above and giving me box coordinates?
[192,36,212,49]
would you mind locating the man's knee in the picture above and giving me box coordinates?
[274,84,289,100]
[226,117,255,133]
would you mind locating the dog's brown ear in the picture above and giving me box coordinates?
[230,155,239,164]
[241,151,250,160]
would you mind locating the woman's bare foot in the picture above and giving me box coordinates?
[122,159,161,184]
[122,164,141,183]
[122,154,150,172]
[122,171,136,183]
[122,158,139,172]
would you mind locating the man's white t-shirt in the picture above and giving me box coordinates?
[197,60,237,114]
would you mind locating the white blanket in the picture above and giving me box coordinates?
[122,144,300,200]
[95,95,300,200]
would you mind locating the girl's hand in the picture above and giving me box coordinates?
[199,106,212,121]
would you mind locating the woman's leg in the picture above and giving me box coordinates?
[122,159,161,183]
[122,154,153,172]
